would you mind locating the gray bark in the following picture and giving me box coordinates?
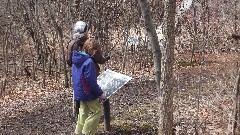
[232,69,240,134]
[138,0,176,135]
[138,0,162,93]
[160,0,176,134]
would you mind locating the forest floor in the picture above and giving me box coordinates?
[0,52,239,135]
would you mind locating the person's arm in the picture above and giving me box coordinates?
[84,59,105,98]
[91,39,110,64]
[66,40,75,66]
[92,50,106,64]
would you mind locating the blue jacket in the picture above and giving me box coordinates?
[72,50,103,101]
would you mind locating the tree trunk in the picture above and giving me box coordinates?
[138,0,176,135]
[160,0,176,134]
[233,1,240,133]
[232,68,240,134]
[49,12,69,88]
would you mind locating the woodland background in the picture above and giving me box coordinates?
[0,0,240,135]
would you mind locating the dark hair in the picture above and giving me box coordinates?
[83,22,89,33]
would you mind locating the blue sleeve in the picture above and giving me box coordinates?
[84,59,103,97]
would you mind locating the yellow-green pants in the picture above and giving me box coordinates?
[75,99,102,135]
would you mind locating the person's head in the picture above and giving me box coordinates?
[82,38,97,57]
[72,21,89,39]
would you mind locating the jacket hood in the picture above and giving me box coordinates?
[72,51,90,67]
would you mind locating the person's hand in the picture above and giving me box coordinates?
[105,55,110,61]
[104,54,110,61]
[99,93,107,100]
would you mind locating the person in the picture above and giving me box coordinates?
[66,21,110,115]
[72,39,107,135]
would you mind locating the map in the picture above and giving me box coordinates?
[97,69,132,98]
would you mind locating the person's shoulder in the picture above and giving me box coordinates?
[68,39,78,47]
[70,39,78,43]
[83,58,95,69]
[84,57,94,64]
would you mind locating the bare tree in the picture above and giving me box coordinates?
[232,1,240,134]
[138,0,176,135]
[139,0,176,134]
[160,0,176,134]
[232,69,240,135]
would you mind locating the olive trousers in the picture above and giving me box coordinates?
[74,99,102,135]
